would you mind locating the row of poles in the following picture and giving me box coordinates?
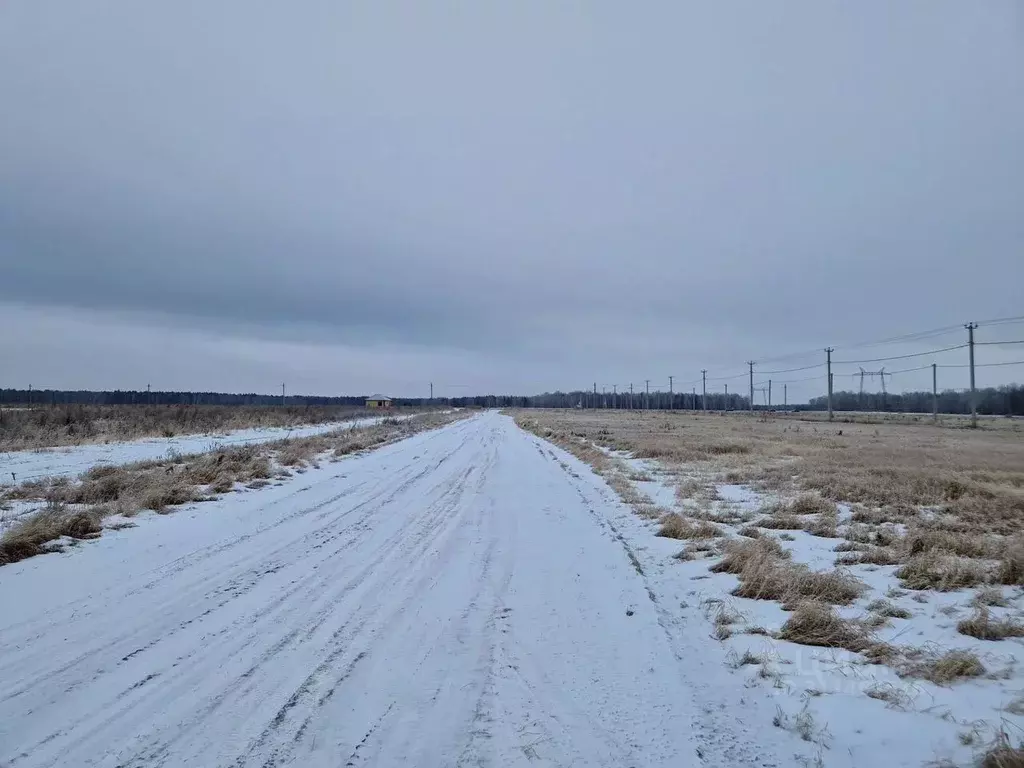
[586,322,984,427]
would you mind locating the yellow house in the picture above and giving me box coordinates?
[365,394,393,409]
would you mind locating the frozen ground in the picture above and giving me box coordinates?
[3,412,1004,767]
[0,412,819,768]
[0,415,404,486]
[596,454,1024,767]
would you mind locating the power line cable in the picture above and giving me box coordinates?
[833,343,967,365]
[759,362,824,375]
[939,360,1024,369]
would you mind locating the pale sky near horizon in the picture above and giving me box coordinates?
[2,2,1022,400]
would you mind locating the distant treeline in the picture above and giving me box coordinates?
[3,384,1022,415]
[807,386,1024,416]
[1,389,398,407]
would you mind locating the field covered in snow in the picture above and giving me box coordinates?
[517,408,1024,767]
[0,415,407,486]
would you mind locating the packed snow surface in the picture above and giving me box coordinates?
[3,413,815,768]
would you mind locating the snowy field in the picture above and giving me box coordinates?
[2,411,1020,766]
[0,415,403,486]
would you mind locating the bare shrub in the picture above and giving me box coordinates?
[896,551,991,591]
[779,602,869,652]
[957,608,1024,641]
[657,514,723,540]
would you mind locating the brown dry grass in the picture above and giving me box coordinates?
[511,409,1024,540]
[981,735,1024,768]
[0,403,387,452]
[709,537,865,605]
[898,649,986,685]
[895,551,992,591]
[778,602,870,652]
[657,514,723,540]
[0,503,103,564]
[0,412,464,566]
[957,608,1024,641]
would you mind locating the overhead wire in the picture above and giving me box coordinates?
[833,343,967,365]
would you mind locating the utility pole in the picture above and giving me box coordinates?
[784,383,787,408]
[593,382,597,410]
[645,379,650,411]
[747,362,755,413]
[430,382,433,403]
[27,384,32,408]
[281,383,286,407]
[612,384,617,409]
[668,376,673,411]
[701,370,707,412]
[725,384,729,411]
[932,362,938,424]
[629,382,634,410]
[826,348,834,421]
[966,322,978,428]
[768,380,772,410]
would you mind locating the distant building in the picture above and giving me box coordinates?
[365,394,393,409]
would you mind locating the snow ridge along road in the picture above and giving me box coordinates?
[0,413,789,767]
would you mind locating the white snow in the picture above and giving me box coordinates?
[0,415,405,486]
[2,412,1014,767]
[0,413,733,767]
[584,444,1024,767]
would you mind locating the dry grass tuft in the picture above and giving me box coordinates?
[711,538,865,605]
[657,514,724,540]
[973,586,1011,608]
[899,649,986,685]
[804,517,838,538]
[674,540,722,561]
[789,494,837,516]
[980,743,1024,768]
[866,599,912,619]
[778,602,870,652]
[997,537,1024,586]
[896,551,991,591]
[0,505,102,564]
[738,524,764,539]
[957,608,1024,641]
[710,537,789,574]
[758,514,805,530]
[864,682,914,710]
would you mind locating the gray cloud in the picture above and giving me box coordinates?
[1,1,1022,398]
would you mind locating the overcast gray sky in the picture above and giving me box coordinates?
[2,1,1022,400]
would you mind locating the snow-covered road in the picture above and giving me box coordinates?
[0,413,793,767]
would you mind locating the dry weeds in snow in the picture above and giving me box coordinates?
[1,412,464,566]
[0,403,379,451]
